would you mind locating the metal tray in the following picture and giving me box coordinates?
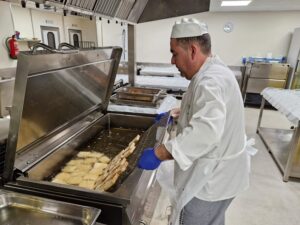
[115,87,163,102]
[0,190,101,225]
[110,94,159,107]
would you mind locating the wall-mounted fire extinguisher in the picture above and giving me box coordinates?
[5,35,19,59]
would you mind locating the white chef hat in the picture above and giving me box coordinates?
[171,18,208,38]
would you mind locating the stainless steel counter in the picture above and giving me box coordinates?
[257,88,300,181]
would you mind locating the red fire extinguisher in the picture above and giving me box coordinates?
[5,35,19,59]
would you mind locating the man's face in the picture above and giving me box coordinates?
[170,39,192,80]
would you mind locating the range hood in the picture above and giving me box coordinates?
[16,0,210,23]
[138,0,210,23]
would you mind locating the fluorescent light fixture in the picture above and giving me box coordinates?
[221,1,251,6]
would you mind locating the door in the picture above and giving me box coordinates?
[69,29,82,48]
[41,26,60,49]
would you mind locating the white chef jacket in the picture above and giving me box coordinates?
[164,55,250,225]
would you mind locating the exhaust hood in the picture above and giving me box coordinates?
[138,0,210,23]
[16,0,210,23]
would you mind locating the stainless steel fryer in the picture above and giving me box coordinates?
[2,47,169,225]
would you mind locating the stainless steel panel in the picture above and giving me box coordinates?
[88,0,97,10]
[258,127,300,179]
[4,47,122,182]
[292,60,300,89]
[94,0,121,17]
[0,78,14,117]
[246,78,286,93]
[128,24,135,86]
[287,28,300,88]
[17,60,114,151]
[81,0,96,10]
[116,0,135,20]
[249,63,289,79]
[127,0,148,23]
[138,0,210,23]
[0,190,100,225]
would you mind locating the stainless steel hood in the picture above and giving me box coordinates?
[138,0,210,23]
[27,0,209,23]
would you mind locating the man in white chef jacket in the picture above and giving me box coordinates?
[138,18,251,225]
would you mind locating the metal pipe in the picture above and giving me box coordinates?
[31,43,55,53]
[31,43,79,54]
[283,121,300,181]
[58,42,78,50]
[256,97,266,133]
[128,24,136,86]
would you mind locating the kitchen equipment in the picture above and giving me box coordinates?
[110,94,159,107]
[111,86,165,108]
[115,86,163,102]
[2,47,169,225]
[242,62,290,105]
[0,189,100,225]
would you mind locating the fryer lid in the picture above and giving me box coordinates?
[4,47,122,182]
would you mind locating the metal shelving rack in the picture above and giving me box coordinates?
[256,88,300,181]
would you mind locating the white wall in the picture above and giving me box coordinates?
[11,6,33,39]
[31,9,65,43]
[96,19,103,47]
[136,11,300,65]
[0,2,17,69]
[0,4,99,69]
[64,15,97,44]
[97,18,128,61]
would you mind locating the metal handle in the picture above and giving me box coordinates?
[31,43,79,54]
[58,42,78,50]
[152,90,165,103]
[31,43,56,53]
[139,220,147,225]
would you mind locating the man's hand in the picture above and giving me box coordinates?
[170,108,180,119]
[155,112,173,124]
[138,148,161,170]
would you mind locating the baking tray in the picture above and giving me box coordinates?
[0,190,101,225]
[115,87,163,102]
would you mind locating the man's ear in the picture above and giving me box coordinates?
[190,43,197,61]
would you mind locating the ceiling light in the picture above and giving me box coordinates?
[221,1,251,6]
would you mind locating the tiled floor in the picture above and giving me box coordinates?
[150,107,300,225]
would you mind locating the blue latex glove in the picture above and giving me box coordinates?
[138,147,161,170]
[155,112,173,124]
